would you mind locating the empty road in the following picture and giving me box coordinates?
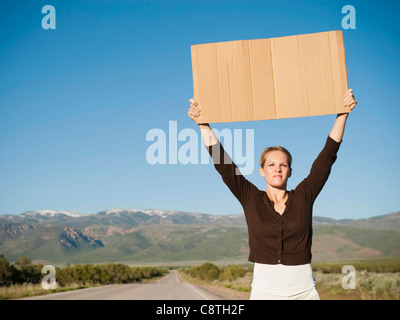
[21,271,223,300]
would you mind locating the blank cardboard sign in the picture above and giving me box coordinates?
[191,30,349,124]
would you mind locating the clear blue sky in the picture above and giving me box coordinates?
[1,0,399,219]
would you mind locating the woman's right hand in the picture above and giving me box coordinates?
[188,98,216,145]
[188,98,201,122]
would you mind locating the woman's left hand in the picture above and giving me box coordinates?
[344,88,357,111]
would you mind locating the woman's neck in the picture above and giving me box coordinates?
[266,186,287,203]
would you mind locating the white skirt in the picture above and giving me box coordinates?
[250,262,319,300]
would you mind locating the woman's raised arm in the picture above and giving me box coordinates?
[329,89,357,143]
[188,98,219,147]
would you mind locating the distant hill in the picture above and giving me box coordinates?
[312,211,400,230]
[0,209,247,227]
[1,209,399,264]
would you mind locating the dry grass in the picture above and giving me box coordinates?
[181,270,400,300]
[0,283,93,300]
[315,271,400,300]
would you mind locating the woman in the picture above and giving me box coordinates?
[187,89,357,300]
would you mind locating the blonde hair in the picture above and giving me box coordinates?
[260,146,292,169]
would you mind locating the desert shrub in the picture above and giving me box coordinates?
[0,253,166,287]
[185,263,248,282]
[219,265,246,282]
[186,263,220,281]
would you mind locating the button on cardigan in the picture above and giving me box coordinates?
[207,136,341,265]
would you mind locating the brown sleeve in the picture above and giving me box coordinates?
[207,141,257,206]
[297,136,341,203]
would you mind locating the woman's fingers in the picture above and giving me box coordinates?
[189,105,201,114]
[344,90,354,100]
[189,98,199,109]
[344,95,354,104]
[344,88,353,97]
[191,108,201,116]
[189,107,200,114]
[344,89,356,109]
[345,99,356,108]
[189,98,198,106]
[347,96,356,103]
[188,98,201,120]
[188,110,198,121]
[344,95,357,111]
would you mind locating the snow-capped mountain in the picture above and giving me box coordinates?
[0,209,85,223]
[102,208,181,216]
[3,208,399,230]
[0,208,247,227]
[0,208,398,264]
[21,210,85,218]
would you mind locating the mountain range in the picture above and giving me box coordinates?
[1,209,399,265]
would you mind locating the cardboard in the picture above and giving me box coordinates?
[191,30,349,124]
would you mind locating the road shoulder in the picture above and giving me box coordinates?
[177,272,250,300]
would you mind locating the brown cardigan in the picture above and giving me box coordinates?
[207,136,341,265]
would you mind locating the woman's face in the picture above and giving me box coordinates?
[259,150,292,189]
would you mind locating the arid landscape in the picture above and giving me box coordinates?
[1,209,399,265]
[1,209,399,299]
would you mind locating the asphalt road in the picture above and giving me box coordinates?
[21,271,222,300]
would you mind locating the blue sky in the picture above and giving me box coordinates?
[0,0,399,219]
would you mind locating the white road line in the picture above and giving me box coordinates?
[183,282,210,300]
[174,270,212,300]
[174,270,181,284]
